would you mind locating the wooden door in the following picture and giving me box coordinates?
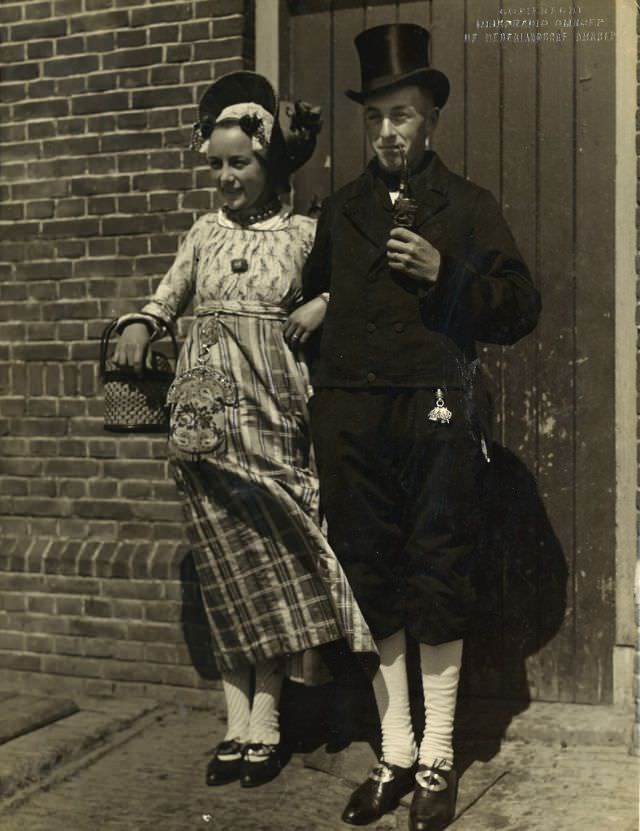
[286,0,616,704]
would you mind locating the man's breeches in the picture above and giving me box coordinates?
[310,387,487,644]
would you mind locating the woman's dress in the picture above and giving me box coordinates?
[142,207,375,672]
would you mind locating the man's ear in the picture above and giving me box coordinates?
[425,106,439,149]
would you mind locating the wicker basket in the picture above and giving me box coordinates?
[100,318,178,433]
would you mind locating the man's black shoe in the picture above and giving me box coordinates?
[341,760,416,825]
[409,764,458,831]
[205,739,244,786]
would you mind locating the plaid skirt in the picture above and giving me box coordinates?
[168,300,376,679]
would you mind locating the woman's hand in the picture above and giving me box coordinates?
[387,227,441,283]
[284,295,328,346]
[112,322,152,376]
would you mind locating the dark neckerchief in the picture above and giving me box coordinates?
[369,151,435,210]
[369,151,435,190]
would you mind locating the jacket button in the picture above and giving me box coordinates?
[366,322,376,333]
[366,372,376,383]
[367,274,377,283]
[394,322,405,333]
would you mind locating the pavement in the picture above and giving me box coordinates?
[0,687,637,831]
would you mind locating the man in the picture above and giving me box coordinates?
[302,24,540,831]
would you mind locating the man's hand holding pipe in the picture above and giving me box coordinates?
[387,226,441,283]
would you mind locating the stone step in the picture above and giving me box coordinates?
[456,697,633,748]
[0,694,78,746]
[0,696,160,800]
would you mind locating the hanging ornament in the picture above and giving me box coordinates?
[427,388,452,425]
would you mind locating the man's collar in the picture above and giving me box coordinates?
[365,151,450,197]
[411,151,450,197]
[343,151,450,248]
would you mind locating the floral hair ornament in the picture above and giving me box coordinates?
[190,102,274,157]
[282,100,323,171]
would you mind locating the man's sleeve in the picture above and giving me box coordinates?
[302,198,332,301]
[421,189,541,345]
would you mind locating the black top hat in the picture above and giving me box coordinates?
[193,71,321,189]
[346,24,449,108]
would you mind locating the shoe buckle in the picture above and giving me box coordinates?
[217,749,242,761]
[216,740,243,762]
[369,763,394,784]
[415,769,448,793]
[245,744,274,763]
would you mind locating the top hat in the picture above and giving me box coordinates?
[194,71,321,187]
[346,24,449,108]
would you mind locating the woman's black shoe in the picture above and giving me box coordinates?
[206,739,245,786]
[240,743,282,788]
[341,761,416,825]
[409,764,458,831]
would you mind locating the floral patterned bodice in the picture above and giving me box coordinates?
[142,208,317,323]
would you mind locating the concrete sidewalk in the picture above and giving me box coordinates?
[0,692,637,830]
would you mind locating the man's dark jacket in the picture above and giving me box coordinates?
[302,152,541,391]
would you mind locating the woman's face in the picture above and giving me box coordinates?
[207,125,268,213]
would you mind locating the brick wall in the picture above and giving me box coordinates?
[0,0,253,705]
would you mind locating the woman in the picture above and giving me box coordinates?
[112,72,375,789]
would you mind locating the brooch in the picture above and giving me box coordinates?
[231,258,248,273]
[427,388,452,424]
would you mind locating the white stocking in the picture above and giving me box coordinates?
[418,639,463,769]
[221,663,251,743]
[372,629,418,768]
[248,657,284,746]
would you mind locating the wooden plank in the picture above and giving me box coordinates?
[290,0,332,12]
[573,0,616,704]
[331,2,367,190]
[397,0,431,27]
[531,11,576,704]
[463,0,500,190]
[500,33,537,467]
[498,13,552,703]
[255,0,282,91]
[428,0,465,172]
[289,5,333,213]
[614,0,638,650]
[460,0,503,699]
[364,2,399,28]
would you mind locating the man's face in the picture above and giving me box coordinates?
[363,85,436,172]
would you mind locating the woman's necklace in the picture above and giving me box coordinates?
[222,196,282,227]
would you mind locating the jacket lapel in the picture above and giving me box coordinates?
[341,154,452,266]
[412,154,450,234]
[343,170,393,255]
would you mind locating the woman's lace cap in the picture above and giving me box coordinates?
[190,102,274,156]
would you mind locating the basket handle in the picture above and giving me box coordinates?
[100,318,178,378]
